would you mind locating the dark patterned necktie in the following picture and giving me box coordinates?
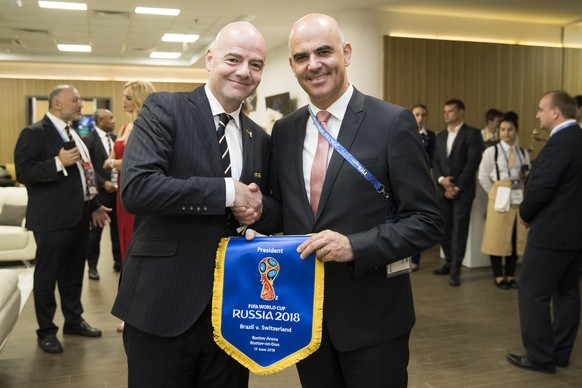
[216,113,232,177]
[65,125,73,141]
[106,133,112,154]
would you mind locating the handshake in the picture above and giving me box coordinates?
[232,181,264,225]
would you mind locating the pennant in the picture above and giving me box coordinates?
[212,235,324,375]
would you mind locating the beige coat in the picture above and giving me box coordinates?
[481,180,528,256]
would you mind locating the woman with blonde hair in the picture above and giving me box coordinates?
[105,81,155,332]
[105,81,155,262]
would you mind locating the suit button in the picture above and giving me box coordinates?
[180,205,187,212]
[188,205,194,212]
[203,206,208,212]
[196,206,201,212]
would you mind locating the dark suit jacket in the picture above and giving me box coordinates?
[421,129,436,168]
[14,115,99,232]
[270,88,443,351]
[520,123,582,251]
[83,129,116,207]
[111,86,280,337]
[433,124,483,199]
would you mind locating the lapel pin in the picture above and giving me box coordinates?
[246,129,253,139]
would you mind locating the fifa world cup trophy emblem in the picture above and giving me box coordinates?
[258,257,280,301]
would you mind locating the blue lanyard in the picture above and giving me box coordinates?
[308,107,389,198]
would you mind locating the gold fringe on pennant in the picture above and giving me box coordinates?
[212,236,325,375]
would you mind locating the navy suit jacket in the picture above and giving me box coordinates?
[433,123,483,199]
[83,129,116,207]
[111,86,280,336]
[14,115,100,232]
[520,123,582,251]
[270,88,443,351]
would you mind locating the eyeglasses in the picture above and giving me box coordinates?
[71,98,84,104]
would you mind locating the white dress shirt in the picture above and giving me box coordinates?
[47,112,93,200]
[303,84,354,204]
[478,140,530,193]
[205,85,243,207]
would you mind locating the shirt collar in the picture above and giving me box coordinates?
[419,128,427,135]
[46,111,69,132]
[499,140,514,151]
[550,119,577,137]
[205,84,242,129]
[309,83,354,122]
[94,126,108,138]
[448,122,463,133]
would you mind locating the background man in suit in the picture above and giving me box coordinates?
[481,108,504,148]
[269,14,442,387]
[84,109,122,280]
[111,22,280,388]
[410,103,436,272]
[507,90,582,374]
[432,99,483,286]
[14,84,110,354]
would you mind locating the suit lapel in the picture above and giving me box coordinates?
[94,131,109,159]
[43,115,67,151]
[187,89,223,177]
[239,114,254,182]
[316,90,365,218]
[449,124,466,158]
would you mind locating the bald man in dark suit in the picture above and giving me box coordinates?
[507,91,582,374]
[268,13,443,388]
[111,22,280,388]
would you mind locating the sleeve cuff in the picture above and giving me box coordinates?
[225,178,235,207]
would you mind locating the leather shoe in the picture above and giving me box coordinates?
[88,268,100,280]
[433,265,450,275]
[495,280,509,289]
[449,274,461,287]
[38,335,63,354]
[113,261,122,272]
[507,279,518,289]
[555,359,569,368]
[63,320,102,337]
[506,353,556,374]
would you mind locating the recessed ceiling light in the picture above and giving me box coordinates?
[135,7,180,16]
[150,51,182,59]
[38,1,87,11]
[161,33,200,43]
[58,44,91,52]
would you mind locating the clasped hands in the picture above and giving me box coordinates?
[231,182,263,225]
[441,176,460,200]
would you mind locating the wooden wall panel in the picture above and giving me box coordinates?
[0,79,201,164]
[383,37,568,149]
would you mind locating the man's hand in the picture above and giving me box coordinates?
[244,228,266,240]
[58,147,80,167]
[233,182,263,225]
[103,180,117,193]
[92,205,111,228]
[297,230,354,262]
[440,176,455,190]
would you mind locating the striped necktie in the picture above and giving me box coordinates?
[217,113,232,177]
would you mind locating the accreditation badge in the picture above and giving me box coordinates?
[212,235,324,375]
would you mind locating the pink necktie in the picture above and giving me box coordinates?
[310,111,331,216]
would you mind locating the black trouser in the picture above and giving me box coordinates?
[33,204,90,338]
[439,193,474,275]
[87,202,121,269]
[123,303,248,388]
